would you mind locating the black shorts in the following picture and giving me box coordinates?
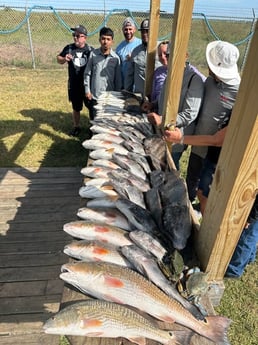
[68,84,90,112]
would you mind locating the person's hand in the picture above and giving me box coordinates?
[141,101,153,113]
[164,127,182,143]
[65,53,73,62]
[147,112,162,126]
[85,92,92,100]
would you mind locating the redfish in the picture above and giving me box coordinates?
[60,261,231,345]
[43,299,192,344]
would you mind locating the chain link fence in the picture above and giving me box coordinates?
[0,5,256,71]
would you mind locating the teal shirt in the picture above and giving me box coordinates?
[116,37,141,87]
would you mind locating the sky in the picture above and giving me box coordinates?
[1,0,258,18]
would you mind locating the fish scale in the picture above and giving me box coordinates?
[60,262,231,345]
[43,299,188,344]
[64,240,131,267]
[63,221,132,247]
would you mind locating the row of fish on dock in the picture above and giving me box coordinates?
[43,91,231,345]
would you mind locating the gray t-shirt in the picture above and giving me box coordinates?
[191,76,240,158]
[158,64,205,153]
[124,43,147,94]
[124,43,160,95]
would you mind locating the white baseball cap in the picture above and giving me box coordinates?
[206,40,241,85]
[122,17,135,28]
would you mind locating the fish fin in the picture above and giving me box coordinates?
[104,294,124,304]
[168,329,194,345]
[107,148,115,153]
[202,315,232,344]
[80,318,103,329]
[104,275,124,288]
[127,337,146,345]
[159,314,175,323]
[180,299,206,321]
[85,332,103,336]
[102,185,115,190]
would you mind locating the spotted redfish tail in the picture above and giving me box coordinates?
[204,315,232,344]
[168,329,193,345]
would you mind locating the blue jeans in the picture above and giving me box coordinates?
[172,151,183,170]
[198,158,217,198]
[226,220,258,277]
[186,153,204,202]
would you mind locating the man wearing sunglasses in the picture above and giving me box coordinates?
[57,25,93,136]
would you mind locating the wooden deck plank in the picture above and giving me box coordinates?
[0,265,65,282]
[0,294,62,315]
[0,182,82,192]
[0,196,79,206]
[0,212,78,223]
[0,204,79,216]
[0,166,84,179]
[0,280,64,297]
[0,221,68,234]
[0,333,60,345]
[0,167,83,344]
[0,177,83,185]
[0,231,71,243]
[0,252,68,267]
[0,240,71,254]
[0,189,81,198]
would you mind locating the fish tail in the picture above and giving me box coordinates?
[167,329,193,345]
[203,315,232,344]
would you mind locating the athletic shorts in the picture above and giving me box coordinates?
[198,158,217,198]
[68,85,88,112]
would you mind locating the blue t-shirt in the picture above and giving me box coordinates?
[116,37,141,86]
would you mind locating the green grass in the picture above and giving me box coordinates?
[216,263,258,345]
[0,68,89,167]
[1,67,257,345]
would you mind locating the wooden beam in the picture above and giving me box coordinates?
[144,0,160,99]
[195,22,258,281]
[161,0,194,127]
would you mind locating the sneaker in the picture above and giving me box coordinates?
[69,127,81,137]
[224,272,241,279]
[192,201,201,212]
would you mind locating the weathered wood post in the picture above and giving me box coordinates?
[161,0,194,128]
[195,22,258,302]
[160,0,195,170]
[144,0,161,99]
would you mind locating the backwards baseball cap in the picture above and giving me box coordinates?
[139,19,149,31]
[166,42,171,55]
[206,40,240,85]
[122,17,135,28]
[70,25,87,36]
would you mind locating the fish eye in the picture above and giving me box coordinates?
[61,267,69,273]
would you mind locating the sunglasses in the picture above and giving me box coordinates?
[72,33,86,38]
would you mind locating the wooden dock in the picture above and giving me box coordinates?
[0,167,83,345]
[0,166,216,345]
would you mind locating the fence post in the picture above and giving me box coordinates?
[26,6,36,69]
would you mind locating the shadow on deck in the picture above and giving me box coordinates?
[0,167,83,345]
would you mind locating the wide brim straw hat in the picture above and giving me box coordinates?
[206,40,241,85]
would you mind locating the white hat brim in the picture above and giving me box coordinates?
[206,41,240,83]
